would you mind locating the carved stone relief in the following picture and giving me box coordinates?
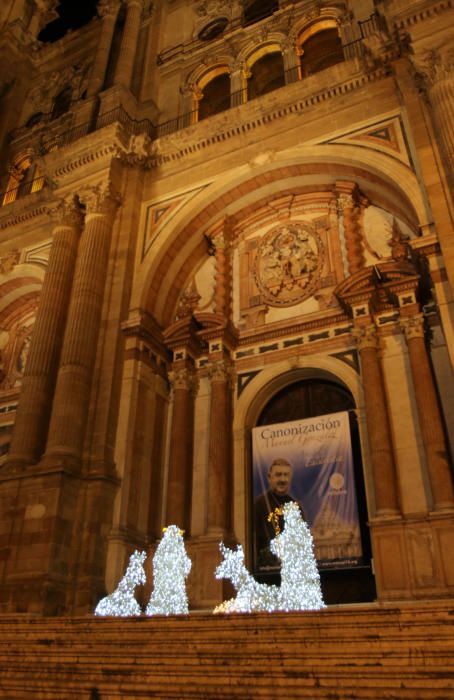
[253,221,323,307]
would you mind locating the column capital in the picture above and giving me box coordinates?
[401,314,425,341]
[415,48,454,88]
[50,196,83,229]
[208,359,233,384]
[79,181,121,217]
[337,193,355,210]
[98,0,121,17]
[169,367,199,395]
[352,324,378,351]
[123,0,143,8]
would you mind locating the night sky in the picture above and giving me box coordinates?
[38,0,99,43]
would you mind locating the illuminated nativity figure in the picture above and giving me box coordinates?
[146,525,192,616]
[271,501,325,611]
[94,550,147,617]
[214,501,325,614]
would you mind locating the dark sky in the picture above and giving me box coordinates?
[38,0,99,43]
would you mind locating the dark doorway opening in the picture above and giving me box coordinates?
[252,377,376,605]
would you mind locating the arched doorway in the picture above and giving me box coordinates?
[252,377,376,604]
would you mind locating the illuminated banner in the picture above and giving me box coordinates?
[252,411,362,573]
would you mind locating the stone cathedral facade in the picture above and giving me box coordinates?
[0,0,453,615]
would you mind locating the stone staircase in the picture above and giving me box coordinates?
[0,602,454,699]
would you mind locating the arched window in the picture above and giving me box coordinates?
[51,85,72,120]
[299,28,344,78]
[2,153,43,206]
[244,0,279,26]
[247,51,285,101]
[198,72,231,121]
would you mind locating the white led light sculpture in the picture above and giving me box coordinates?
[214,542,279,613]
[271,501,325,611]
[146,525,191,616]
[94,549,146,617]
[214,501,325,614]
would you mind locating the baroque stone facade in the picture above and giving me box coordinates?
[0,0,453,614]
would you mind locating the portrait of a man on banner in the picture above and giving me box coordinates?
[252,411,362,574]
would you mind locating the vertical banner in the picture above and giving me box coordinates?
[252,411,362,573]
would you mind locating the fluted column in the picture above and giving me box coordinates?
[230,62,246,106]
[354,325,400,516]
[281,37,299,83]
[401,314,454,510]
[43,183,120,467]
[87,0,120,97]
[420,49,454,192]
[166,366,197,532]
[207,360,232,535]
[5,198,83,468]
[337,184,366,275]
[113,0,143,90]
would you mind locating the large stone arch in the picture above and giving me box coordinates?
[136,146,429,328]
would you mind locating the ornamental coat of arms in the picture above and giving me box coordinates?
[254,222,323,306]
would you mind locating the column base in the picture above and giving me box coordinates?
[432,502,454,512]
[185,535,237,610]
[371,510,454,601]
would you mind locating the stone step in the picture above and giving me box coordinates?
[0,603,453,699]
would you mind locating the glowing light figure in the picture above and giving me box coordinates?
[94,550,146,617]
[271,501,325,611]
[214,543,279,613]
[146,525,191,616]
[214,501,325,614]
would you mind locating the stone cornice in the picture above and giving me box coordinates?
[385,0,453,29]
[238,310,350,347]
[42,123,128,184]
[0,190,57,234]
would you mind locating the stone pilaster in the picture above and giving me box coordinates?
[353,325,400,516]
[166,365,198,533]
[87,0,120,97]
[113,0,143,90]
[418,49,454,194]
[206,360,232,536]
[401,314,454,510]
[337,183,366,275]
[43,183,120,467]
[5,197,83,469]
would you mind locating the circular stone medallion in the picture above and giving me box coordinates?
[253,221,323,307]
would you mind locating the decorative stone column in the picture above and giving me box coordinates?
[353,324,400,515]
[419,49,454,193]
[113,0,143,90]
[5,197,82,468]
[281,37,299,83]
[42,183,120,467]
[87,0,120,97]
[207,360,232,536]
[401,314,454,510]
[337,183,366,275]
[166,365,198,533]
[213,227,232,318]
[230,61,247,106]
